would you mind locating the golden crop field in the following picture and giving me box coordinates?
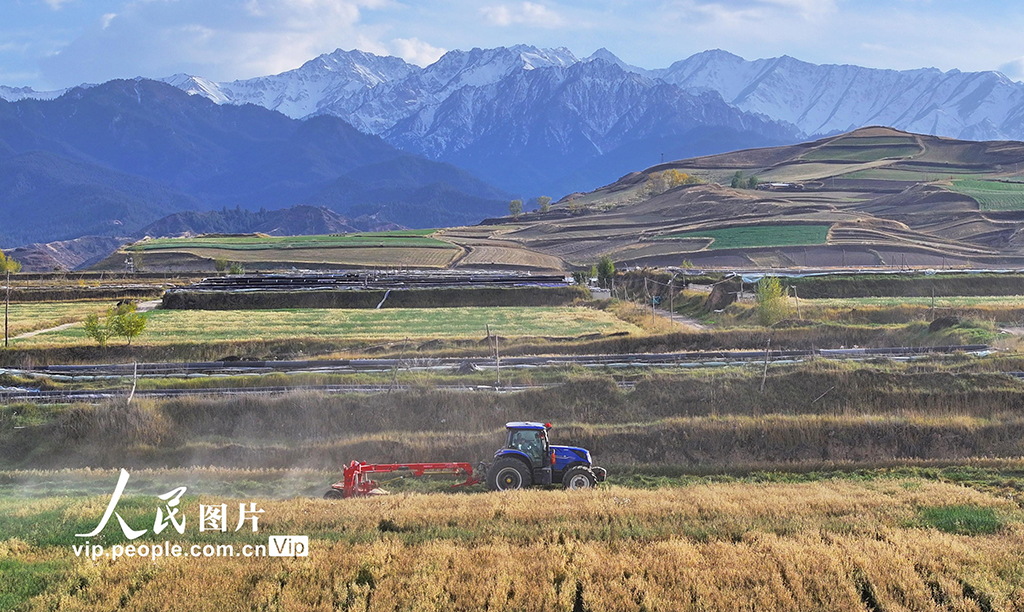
[10,306,642,348]
[2,479,1022,611]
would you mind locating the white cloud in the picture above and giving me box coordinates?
[40,0,74,10]
[390,37,446,66]
[480,2,564,28]
[39,0,398,84]
[999,58,1024,81]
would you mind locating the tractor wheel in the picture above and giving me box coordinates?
[562,466,597,490]
[323,489,345,500]
[487,458,532,491]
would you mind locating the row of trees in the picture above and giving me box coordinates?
[731,171,760,190]
[508,196,554,220]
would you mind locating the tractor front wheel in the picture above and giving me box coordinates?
[323,489,345,500]
[562,466,597,490]
[487,458,532,491]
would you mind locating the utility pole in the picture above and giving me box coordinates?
[4,269,9,348]
[668,278,674,326]
[791,285,802,320]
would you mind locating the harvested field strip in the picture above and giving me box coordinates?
[660,225,831,249]
[145,246,460,267]
[136,231,443,251]
[9,306,640,348]
[788,273,1024,298]
[802,144,921,162]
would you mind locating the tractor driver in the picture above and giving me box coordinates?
[509,428,547,466]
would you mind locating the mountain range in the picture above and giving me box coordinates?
[6,45,1024,250]
[152,45,1024,193]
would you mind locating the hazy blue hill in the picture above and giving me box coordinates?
[0,79,507,245]
[0,150,197,246]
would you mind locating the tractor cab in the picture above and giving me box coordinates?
[505,422,549,467]
[487,422,607,491]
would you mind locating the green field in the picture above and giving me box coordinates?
[1,301,110,337]
[802,144,921,162]
[660,224,831,250]
[134,230,447,252]
[951,179,1024,210]
[11,306,641,347]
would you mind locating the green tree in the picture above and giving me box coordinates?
[229,262,245,275]
[568,200,583,214]
[1,250,22,348]
[747,175,760,189]
[84,311,114,348]
[597,256,616,289]
[755,276,789,326]
[537,196,552,213]
[509,199,523,219]
[571,270,589,286]
[214,257,228,273]
[731,171,744,189]
[109,302,148,346]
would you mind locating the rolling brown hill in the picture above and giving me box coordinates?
[440,127,1024,270]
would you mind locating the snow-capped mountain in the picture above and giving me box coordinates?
[0,85,69,102]
[649,50,1024,140]
[162,49,419,120]
[151,45,795,194]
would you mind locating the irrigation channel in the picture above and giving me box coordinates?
[0,345,992,402]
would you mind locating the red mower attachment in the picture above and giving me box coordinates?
[324,460,482,499]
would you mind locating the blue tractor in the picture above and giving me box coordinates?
[486,422,607,491]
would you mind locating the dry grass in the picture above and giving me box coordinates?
[4,481,1024,610]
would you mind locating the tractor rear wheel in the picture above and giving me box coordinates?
[562,466,597,490]
[487,458,532,491]
[323,489,345,500]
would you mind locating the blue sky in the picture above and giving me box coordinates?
[4,0,1024,89]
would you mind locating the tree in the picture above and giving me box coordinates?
[597,256,616,289]
[84,312,114,348]
[111,305,148,346]
[509,199,523,219]
[214,258,228,273]
[568,200,583,214]
[731,171,744,188]
[755,276,789,326]
[571,270,589,286]
[1,250,22,348]
[747,175,760,189]
[537,196,552,213]
[84,302,147,347]
[229,262,245,275]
